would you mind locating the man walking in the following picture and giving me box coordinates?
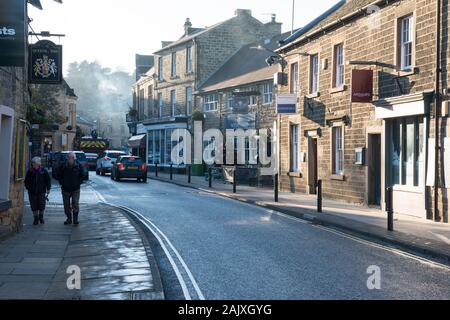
[25,157,51,225]
[57,152,84,225]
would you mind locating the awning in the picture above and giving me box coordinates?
[128,134,146,148]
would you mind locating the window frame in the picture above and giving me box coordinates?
[290,124,300,172]
[331,124,344,176]
[262,84,273,105]
[186,46,193,74]
[309,54,319,94]
[203,94,218,112]
[333,43,344,88]
[171,52,177,77]
[170,89,177,117]
[185,86,193,116]
[157,92,163,118]
[290,62,299,94]
[158,56,164,81]
[397,13,415,71]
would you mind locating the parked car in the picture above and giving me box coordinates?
[52,151,89,180]
[85,153,98,171]
[96,150,128,176]
[111,156,147,182]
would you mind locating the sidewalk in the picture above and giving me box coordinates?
[0,204,164,300]
[149,171,450,263]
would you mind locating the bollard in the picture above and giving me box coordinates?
[155,163,158,177]
[208,167,212,188]
[317,180,322,213]
[386,187,394,231]
[274,174,279,202]
[188,165,191,184]
[170,164,173,180]
[233,166,237,193]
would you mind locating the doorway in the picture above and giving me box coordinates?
[307,136,318,195]
[368,134,381,206]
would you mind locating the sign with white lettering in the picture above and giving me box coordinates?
[0,0,26,67]
[29,40,63,84]
[276,94,297,114]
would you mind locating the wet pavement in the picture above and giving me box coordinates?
[0,198,163,300]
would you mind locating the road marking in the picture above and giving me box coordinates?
[116,205,205,300]
[90,185,204,300]
[429,232,450,245]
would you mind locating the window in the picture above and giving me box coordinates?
[158,56,164,81]
[186,87,193,115]
[0,106,14,203]
[249,95,257,106]
[171,52,177,77]
[157,92,163,118]
[147,85,154,117]
[226,93,233,109]
[262,84,273,104]
[399,15,413,70]
[204,94,218,112]
[15,120,27,180]
[186,46,193,73]
[332,126,344,175]
[170,90,177,117]
[138,89,145,120]
[290,124,300,172]
[290,63,299,94]
[333,44,344,87]
[310,54,319,94]
[390,116,424,187]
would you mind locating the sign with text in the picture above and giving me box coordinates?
[276,94,297,114]
[0,0,26,67]
[351,69,373,103]
[29,40,63,84]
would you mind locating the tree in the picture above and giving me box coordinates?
[28,84,66,126]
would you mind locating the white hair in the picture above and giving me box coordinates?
[31,157,42,165]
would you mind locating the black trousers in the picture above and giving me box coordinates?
[28,192,46,212]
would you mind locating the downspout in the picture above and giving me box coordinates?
[434,0,442,221]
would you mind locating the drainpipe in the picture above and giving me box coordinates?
[434,0,441,222]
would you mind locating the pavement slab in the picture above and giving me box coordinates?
[0,203,163,300]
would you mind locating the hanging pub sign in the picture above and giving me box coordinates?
[0,0,26,67]
[29,40,63,84]
[351,69,373,103]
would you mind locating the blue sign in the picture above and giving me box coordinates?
[276,94,297,114]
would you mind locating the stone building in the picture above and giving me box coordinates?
[0,65,29,238]
[129,9,282,170]
[276,0,449,222]
[195,32,289,175]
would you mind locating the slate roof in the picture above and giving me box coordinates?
[279,0,381,51]
[198,32,293,94]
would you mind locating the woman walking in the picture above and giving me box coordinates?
[25,157,51,225]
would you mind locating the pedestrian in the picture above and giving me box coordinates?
[24,157,51,225]
[57,152,84,225]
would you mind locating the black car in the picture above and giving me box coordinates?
[111,156,147,182]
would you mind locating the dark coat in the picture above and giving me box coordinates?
[25,167,51,195]
[57,161,84,192]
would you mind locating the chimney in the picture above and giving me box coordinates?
[235,9,252,17]
[265,14,282,37]
[184,18,192,36]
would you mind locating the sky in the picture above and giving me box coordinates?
[28,0,339,75]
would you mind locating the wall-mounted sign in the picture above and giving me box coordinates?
[29,40,63,84]
[225,113,256,130]
[351,69,373,103]
[0,0,26,67]
[276,94,297,114]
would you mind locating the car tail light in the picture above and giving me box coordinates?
[117,163,125,171]
[140,163,147,172]
[82,162,88,168]
[104,156,111,161]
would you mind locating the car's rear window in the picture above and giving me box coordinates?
[122,157,142,165]
[60,153,86,161]
[107,152,125,159]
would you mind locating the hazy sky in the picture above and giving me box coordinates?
[28,0,339,74]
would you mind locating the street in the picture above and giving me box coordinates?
[61,174,450,300]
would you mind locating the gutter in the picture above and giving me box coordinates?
[277,0,401,53]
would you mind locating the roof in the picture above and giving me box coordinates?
[278,0,378,52]
[154,19,230,54]
[198,32,292,94]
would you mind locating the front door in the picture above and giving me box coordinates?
[368,134,381,206]
[308,137,318,194]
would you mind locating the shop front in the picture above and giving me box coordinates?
[374,92,433,219]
